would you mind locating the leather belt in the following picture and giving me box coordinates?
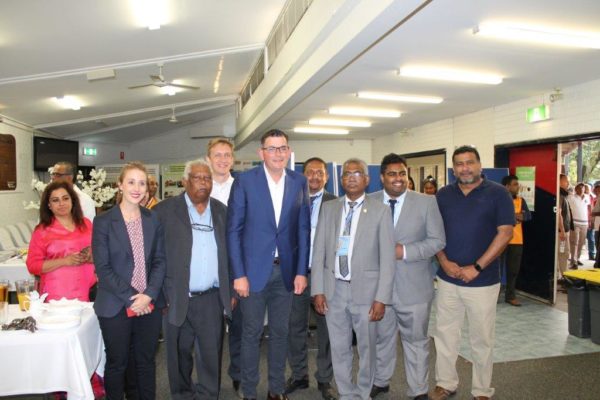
[190,287,219,297]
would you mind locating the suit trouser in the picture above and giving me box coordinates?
[503,244,523,302]
[287,273,333,383]
[165,290,224,400]
[570,225,587,263]
[374,302,432,397]
[326,279,376,400]
[587,228,596,258]
[433,279,500,399]
[227,303,243,382]
[557,231,571,277]
[98,307,162,400]
[240,264,293,397]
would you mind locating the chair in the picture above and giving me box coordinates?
[0,227,17,251]
[28,220,38,232]
[5,225,28,248]
[16,222,32,243]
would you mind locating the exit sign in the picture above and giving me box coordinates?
[526,104,550,123]
[83,147,97,156]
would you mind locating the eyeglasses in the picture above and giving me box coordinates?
[342,171,365,179]
[189,211,214,232]
[262,145,289,154]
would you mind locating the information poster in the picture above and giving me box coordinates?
[516,166,536,211]
[162,163,186,199]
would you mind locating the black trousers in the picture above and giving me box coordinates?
[504,244,523,301]
[98,308,162,400]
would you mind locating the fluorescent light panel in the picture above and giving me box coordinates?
[399,66,503,85]
[357,91,443,104]
[329,107,401,118]
[474,22,600,49]
[54,96,82,110]
[130,0,168,30]
[294,126,349,135]
[309,118,371,127]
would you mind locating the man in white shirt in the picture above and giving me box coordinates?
[207,138,235,205]
[568,183,589,268]
[51,161,95,222]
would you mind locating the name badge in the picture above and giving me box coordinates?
[337,236,351,256]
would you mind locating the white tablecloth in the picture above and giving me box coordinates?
[0,305,105,400]
[0,257,34,289]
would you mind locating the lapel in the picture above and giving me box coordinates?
[257,165,277,229]
[396,190,412,235]
[140,208,154,264]
[279,171,294,230]
[175,193,192,230]
[210,198,225,249]
[111,206,133,258]
[333,197,344,242]
[352,195,369,251]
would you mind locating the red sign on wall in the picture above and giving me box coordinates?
[120,151,124,160]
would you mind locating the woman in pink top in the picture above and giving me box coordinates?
[26,181,96,301]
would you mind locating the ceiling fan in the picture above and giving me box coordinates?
[128,63,199,92]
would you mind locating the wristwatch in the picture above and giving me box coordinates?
[474,262,483,272]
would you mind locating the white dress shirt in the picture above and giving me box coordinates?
[334,193,365,281]
[383,190,407,260]
[211,175,234,205]
[264,164,286,256]
[74,185,96,222]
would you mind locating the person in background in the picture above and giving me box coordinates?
[142,175,160,209]
[567,182,588,269]
[501,175,532,307]
[584,183,596,260]
[592,182,600,268]
[408,176,416,191]
[423,176,438,195]
[27,181,96,301]
[557,174,573,281]
[92,162,166,400]
[51,161,96,221]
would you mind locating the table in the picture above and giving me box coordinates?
[0,304,105,400]
[0,256,34,290]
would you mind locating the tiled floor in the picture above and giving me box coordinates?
[428,288,600,363]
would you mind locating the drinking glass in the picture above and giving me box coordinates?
[15,279,36,312]
[0,279,9,323]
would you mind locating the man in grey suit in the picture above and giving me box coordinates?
[154,159,232,400]
[312,158,396,400]
[286,157,336,400]
[370,154,446,400]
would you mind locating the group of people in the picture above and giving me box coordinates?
[25,129,520,400]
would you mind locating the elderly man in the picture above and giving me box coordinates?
[154,159,232,399]
[371,153,445,400]
[51,161,96,221]
[312,158,395,400]
[430,146,514,400]
[142,175,160,209]
[285,157,336,400]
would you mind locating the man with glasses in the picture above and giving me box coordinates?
[370,154,445,400]
[312,158,395,400]
[154,159,233,399]
[285,157,336,400]
[51,161,96,221]
[227,129,311,400]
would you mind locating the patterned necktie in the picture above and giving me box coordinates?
[389,199,397,226]
[310,193,322,214]
[339,201,357,278]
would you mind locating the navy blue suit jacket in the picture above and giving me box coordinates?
[92,206,166,318]
[227,164,311,292]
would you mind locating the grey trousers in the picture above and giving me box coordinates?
[374,302,432,397]
[288,275,333,383]
[326,280,376,400]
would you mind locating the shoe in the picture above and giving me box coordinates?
[577,260,584,266]
[266,393,289,400]
[318,382,337,400]
[284,376,309,394]
[505,299,521,307]
[414,394,429,400]
[233,380,242,399]
[429,386,456,400]
[569,264,578,270]
[370,385,390,398]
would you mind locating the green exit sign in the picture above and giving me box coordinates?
[83,147,97,156]
[526,104,550,123]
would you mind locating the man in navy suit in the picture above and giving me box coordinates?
[227,129,311,400]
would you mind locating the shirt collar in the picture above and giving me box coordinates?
[184,192,211,215]
[213,175,234,186]
[263,163,286,185]
[344,193,365,206]
[383,189,407,204]
[310,189,325,198]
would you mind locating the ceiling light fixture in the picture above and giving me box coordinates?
[357,91,443,104]
[294,127,349,135]
[399,66,503,85]
[159,85,178,96]
[329,107,401,118]
[473,22,600,49]
[130,0,168,30]
[309,118,371,127]
[54,96,82,110]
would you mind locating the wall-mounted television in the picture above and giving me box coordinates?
[33,137,79,171]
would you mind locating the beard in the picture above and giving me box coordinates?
[457,174,480,185]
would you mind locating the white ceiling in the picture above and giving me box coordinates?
[1,0,600,146]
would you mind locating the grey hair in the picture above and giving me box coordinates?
[54,161,75,179]
[183,159,211,180]
[342,158,369,176]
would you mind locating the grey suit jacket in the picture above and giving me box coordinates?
[154,193,232,326]
[370,190,445,305]
[311,195,396,305]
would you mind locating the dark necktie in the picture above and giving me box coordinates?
[389,199,397,226]
[339,201,357,278]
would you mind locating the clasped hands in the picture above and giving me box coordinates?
[313,295,385,321]
[129,293,153,316]
[233,275,308,298]
[443,260,480,283]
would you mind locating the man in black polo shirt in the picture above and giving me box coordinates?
[429,146,515,400]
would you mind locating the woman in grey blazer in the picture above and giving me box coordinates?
[92,162,166,400]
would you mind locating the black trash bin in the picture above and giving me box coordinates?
[588,283,600,344]
[565,277,591,338]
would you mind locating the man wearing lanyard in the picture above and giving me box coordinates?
[285,157,336,400]
[312,158,395,400]
[369,154,446,399]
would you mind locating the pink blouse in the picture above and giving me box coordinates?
[26,218,97,301]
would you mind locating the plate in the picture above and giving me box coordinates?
[36,315,81,330]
